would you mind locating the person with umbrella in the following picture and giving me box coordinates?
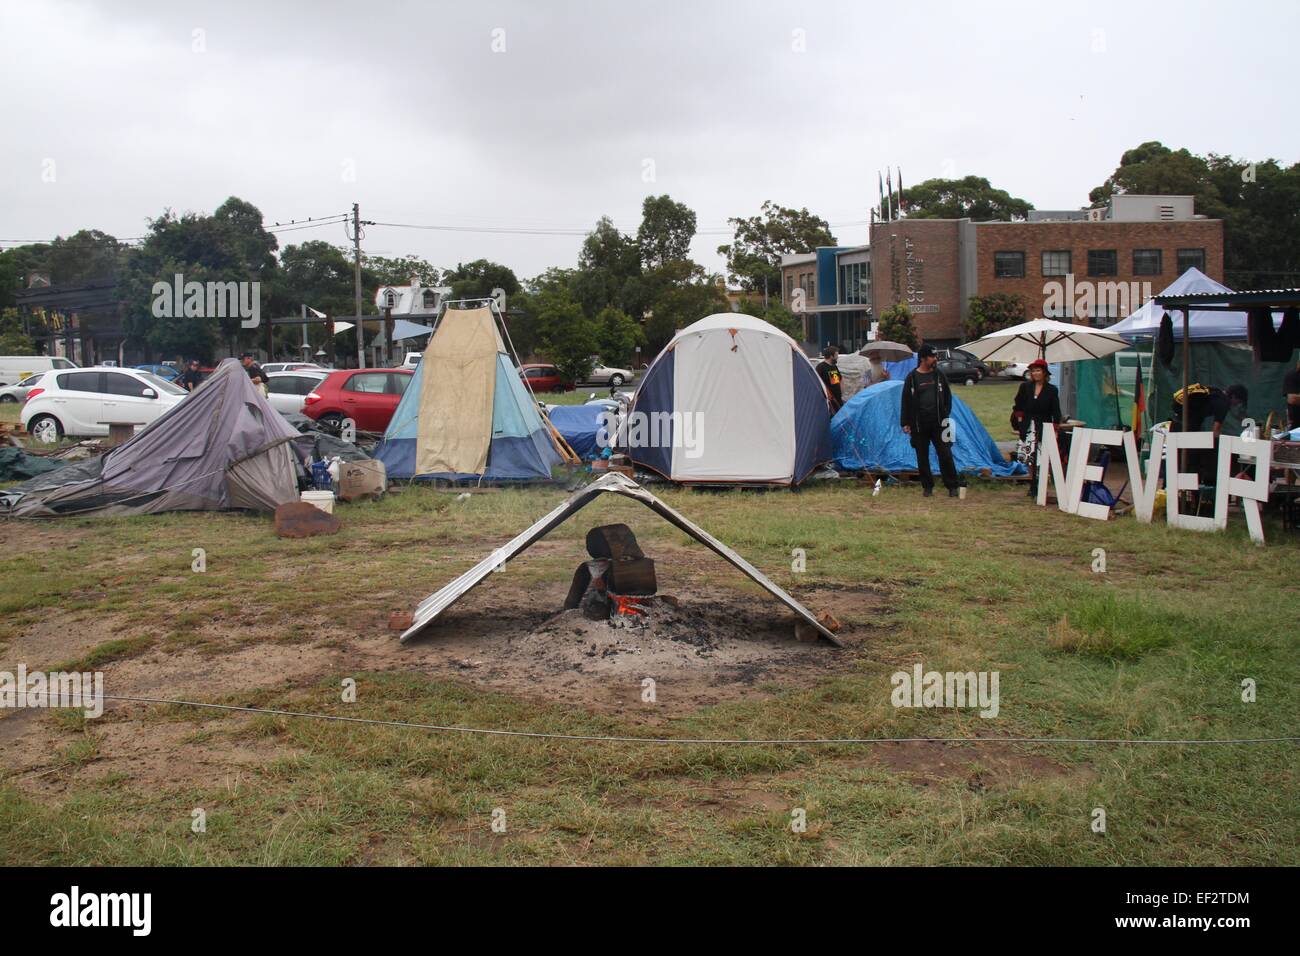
[1011,359,1064,496]
[859,340,912,388]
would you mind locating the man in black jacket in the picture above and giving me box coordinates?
[900,345,960,497]
[815,347,844,412]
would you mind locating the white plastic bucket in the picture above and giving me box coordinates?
[300,489,335,514]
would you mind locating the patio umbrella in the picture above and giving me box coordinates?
[958,319,1129,363]
[858,340,913,360]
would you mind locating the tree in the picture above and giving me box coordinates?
[900,177,1033,221]
[1090,141,1300,288]
[636,194,696,270]
[574,217,642,318]
[0,308,35,355]
[46,230,125,284]
[444,259,520,301]
[735,296,803,342]
[964,292,1027,339]
[718,201,836,296]
[643,262,729,352]
[877,302,918,350]
[365,254,441,288]
[118,196,280,361]
[533,287,600,385]
[593,306,646,365]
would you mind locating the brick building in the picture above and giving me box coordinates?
[866,195,1225,348]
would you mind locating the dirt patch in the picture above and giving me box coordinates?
[854,741,1074,790]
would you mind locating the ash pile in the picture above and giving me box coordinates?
[564,523,677,629]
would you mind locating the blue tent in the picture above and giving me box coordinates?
[831,379,1025,477]
[373,306,562,481]
[546,404,608,461]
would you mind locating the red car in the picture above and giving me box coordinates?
[302,368,412,432]
[520,363,573,393]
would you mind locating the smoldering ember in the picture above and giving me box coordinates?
[0,0,1296,902]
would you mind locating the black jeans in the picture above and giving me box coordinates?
[911,419,959,491]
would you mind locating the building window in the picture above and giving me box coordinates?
[1040,250,1071,277]
[784,275,794,303]
[383,290,397,309]
[994,251,1025,278]
[1087,249,1118,277]
[838,261,869,305]
[1132,249,1162,276]
[422,289,437,310]
[1177,248,1206,274]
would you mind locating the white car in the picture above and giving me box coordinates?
[0,372,45,404]
[263,362,327,375]
[1001,362,1032,380]
[21,366,187,442]
[265,369,329,415]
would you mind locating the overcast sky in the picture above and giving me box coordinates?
[3,0,1298,281]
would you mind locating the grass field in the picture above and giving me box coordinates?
[0,380,1296,866]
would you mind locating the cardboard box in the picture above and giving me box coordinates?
[337,459,387,502]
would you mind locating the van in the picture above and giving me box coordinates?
[0,355,79,387]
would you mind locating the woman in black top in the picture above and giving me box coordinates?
[1011,359,1063,495]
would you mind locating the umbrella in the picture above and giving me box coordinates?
[858,340,913,360]
[958,319,1129,363]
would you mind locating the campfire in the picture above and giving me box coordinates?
[564,524,671,627]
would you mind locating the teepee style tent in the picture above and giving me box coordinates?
[627,314,833,485]
[373,305,563,481]
[0,360,304,518]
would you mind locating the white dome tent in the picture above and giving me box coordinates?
[627,314,833,485]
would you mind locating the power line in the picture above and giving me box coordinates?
[0,214,351,247]
[92,694,1300,748]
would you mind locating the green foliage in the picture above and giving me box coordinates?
[877,302,918,350]
[533,287,600,383]
[901,176,1033,221]
[444,259,520,301]
[718,201,836,294]
[642,261,729,351]
[593,306,645,365]
[965,292,1027,339]
[1091,141,1300,288]
[0,308,36,354]
[736,297,804,342]
[636,194,696,269]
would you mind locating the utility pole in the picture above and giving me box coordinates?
[351,203,364,369]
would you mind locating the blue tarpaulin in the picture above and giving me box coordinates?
[546,404,608,460]
[831,379,1025,477]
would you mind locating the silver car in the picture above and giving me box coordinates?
[583,362,634,386]
[265,369,329,415]
[0,372,44,404]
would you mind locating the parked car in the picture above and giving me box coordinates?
[0,372,45,404]
[22,367,188,442]
[936,350,986,385]
[132,363,181,382]
[263,362,327,375]
[301,368,413,432]
[520,364,573,393]
[1000,362,1032,380]
[0,355,78,388]
[582,361,633,386]
[265,369,330,415]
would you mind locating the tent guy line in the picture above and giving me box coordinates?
[90,695,1300,747]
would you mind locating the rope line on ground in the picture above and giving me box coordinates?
[98,695,1300,747]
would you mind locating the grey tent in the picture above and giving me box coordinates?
[1,359,304,518]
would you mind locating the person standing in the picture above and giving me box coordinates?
[1011,359,1064,496]
[178,359,204,392]
[900,345,960,497]
[240,352,269,395]
[816,347,844,412]
[865,354,891,388]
